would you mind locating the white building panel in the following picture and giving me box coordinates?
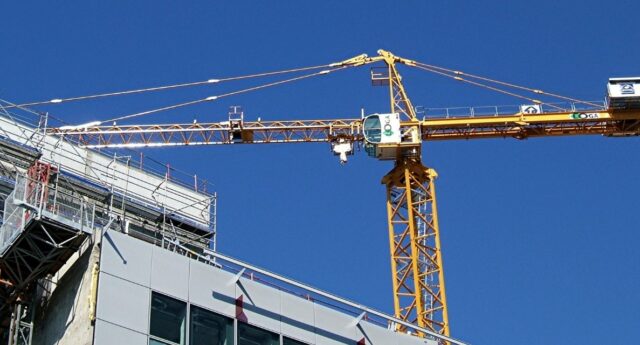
[357,320,438,345]
[93,320,148,345]
[151,244,190,300]
[314,303,359,345]
[96,272,150,335]
[101,230,152,287]
[188,259,236,318]
[280,292,316,344]
[236,277,282,334]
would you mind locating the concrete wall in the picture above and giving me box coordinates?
[31,243,98,345]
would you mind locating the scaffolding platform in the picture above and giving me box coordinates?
[0,174,94,291]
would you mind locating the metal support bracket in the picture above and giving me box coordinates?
[228,267,246,287]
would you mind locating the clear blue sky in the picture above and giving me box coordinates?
[2,1,640,344]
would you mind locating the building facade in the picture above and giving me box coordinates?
[90,230,438,345]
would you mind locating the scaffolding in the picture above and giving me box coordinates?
[0,101,218,343]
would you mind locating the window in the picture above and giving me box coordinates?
[283,337,309,345]
[149,292,187,345]
[190,305,233,345]
[237,322,279,345]
[363,115,382,143]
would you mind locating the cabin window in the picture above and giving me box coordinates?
[363,115,382,143]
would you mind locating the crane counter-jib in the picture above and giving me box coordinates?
[421,109,640,140]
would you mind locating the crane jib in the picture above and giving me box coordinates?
[50,108,640,149]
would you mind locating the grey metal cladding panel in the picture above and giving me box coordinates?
[357,321,436,345]
[101,230,152,287]
[236,277,282,334]
[399,334,438,345]
[358,321,410,345]
[313,303,359,345]
[96,272,150,334]
[151,245,189,300]
[188,259,236,318]
[93,320,148,345]
[418,335,438,345]
[280,292,316,345]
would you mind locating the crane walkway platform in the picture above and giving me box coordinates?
[0,174,94,291]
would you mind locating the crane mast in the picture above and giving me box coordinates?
[371,51,449,334]
[48,51,640,339]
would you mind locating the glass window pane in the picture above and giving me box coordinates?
[283,337,308,345]
[237,322,279,345]
[190,305,233,345]
[150,292,186,345]
[363,116,382,143]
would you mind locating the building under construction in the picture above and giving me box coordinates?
[0,101,450,345]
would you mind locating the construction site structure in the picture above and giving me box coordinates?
[0,99,457,344]
[0,103,213,344]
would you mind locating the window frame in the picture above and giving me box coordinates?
[236,321,280,345]
[282,336,311,345]
[189,303,234,345]
[148,291,188,345]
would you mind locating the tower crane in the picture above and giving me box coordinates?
[16,50,640,338]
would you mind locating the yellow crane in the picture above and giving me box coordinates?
[26,50,640,337]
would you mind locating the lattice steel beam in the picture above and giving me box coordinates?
[50,110,640,148]
[383,159,448,336]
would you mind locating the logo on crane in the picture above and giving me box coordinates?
[383,115,394,136]
[520,104,541,114]
[620,83,635,95]
[570,112,600,120]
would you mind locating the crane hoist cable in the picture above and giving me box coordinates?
[92,65,351,126]
[412,61,601,108]
[5,63,337,109]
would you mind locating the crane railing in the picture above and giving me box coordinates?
[415,100,607,119]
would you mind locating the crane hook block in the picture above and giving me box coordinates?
[331,139,353,165]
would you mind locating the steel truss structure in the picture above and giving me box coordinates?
[6,303,32,345]
[383,160,447,334]
[0,220,89,291]
[51,110,640,148]
[0,172,94,345]
[0,172,93,296]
